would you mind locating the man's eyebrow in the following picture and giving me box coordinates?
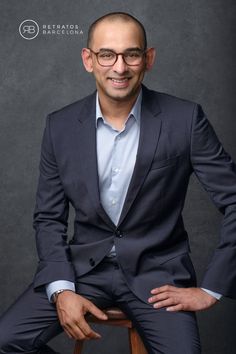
[98,47,144,52]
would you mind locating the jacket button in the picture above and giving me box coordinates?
[115,229,123,238]
[89,258,95,266]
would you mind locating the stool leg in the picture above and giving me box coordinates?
[73,340,84,354]
[129,327,148,354]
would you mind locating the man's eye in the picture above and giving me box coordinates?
[126,52,141,58]
[99,52,114,59]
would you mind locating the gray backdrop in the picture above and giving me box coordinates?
[0,0,235,353]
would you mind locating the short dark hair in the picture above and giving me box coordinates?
[87,12,147,50]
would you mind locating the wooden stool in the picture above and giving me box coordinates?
[73,307,147,354]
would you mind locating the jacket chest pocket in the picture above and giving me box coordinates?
[150,154,182,170]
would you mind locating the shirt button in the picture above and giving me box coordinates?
[111,199,116,205]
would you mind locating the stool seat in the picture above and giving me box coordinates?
[74,307,147,354]
[101,307,128,320]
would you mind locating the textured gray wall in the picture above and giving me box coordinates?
[0,1,235,353]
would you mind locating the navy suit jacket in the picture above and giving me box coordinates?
[33,85,236,303]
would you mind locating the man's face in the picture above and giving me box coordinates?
[82,20,155,103]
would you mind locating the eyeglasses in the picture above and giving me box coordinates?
[88,48,146,67]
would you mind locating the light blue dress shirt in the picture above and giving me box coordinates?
[46,89,221,302]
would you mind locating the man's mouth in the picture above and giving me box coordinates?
[109,77,131,88]
[110,78,129,83]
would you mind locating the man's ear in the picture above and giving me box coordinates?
[81,48,93,73]
[145,47,156,71]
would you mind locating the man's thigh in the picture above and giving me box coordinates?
[0,283,62,354]
[113,264,201,354]
[76,258,201,354]
[120,299,201,354]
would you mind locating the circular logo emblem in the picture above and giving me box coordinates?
[19,19,39,40]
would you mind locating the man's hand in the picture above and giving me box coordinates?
[148,285,218,312]
[55,291,108,340]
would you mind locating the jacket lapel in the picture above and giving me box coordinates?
[118,86,162,226]
[76,92,116,229]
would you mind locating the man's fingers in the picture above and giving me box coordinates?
[87,302,108,321]
[57,308,99,340]
[63,325,79,340]
[55,292,106,340]
[58,314,84,340]
[148,292,170,303]
[153,298,178,309]
[69,324,88,340]
[76,315,101,339]
[61,316,100,340]
[166,304,183,312]
[149,285,185,311]
[151,285,176,295]
[149,286,219,312]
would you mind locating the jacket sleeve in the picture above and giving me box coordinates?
[33,115,75,289]
[190,104,236,298]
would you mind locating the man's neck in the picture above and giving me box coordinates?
[97,89,141,131]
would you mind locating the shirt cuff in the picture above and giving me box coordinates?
[201,288,222,300]
[46,280,75,302]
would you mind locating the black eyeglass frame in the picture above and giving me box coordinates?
[88,48,147,67]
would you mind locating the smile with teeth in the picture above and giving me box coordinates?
[111,78,129,83]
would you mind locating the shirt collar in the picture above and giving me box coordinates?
[96,88,142,128]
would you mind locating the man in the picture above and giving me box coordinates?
[0,11,236,354]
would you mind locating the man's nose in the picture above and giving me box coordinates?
[112,54,128,73]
